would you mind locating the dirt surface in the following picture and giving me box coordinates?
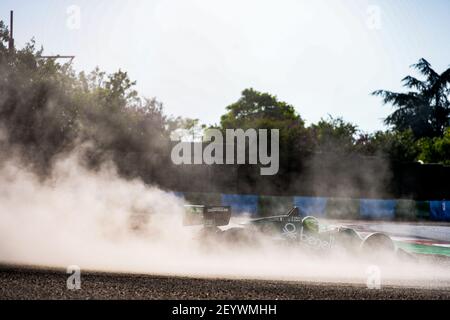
[1,265,450,300]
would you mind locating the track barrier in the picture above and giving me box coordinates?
[176,192,449,221]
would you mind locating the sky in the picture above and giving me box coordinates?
[0,0,449,132]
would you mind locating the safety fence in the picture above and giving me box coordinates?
[174,192,450,222]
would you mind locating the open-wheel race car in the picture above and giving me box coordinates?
[182,205,398,256]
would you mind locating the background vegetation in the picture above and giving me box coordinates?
[0,21,449,192]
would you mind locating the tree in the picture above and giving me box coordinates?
[220,88,303,129]
[309,116,359,154]
[219,88,312,166]
[373,58,450,138]
[355,129,419,162]
[0,20,178,181]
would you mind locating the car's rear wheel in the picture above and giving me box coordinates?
[361,233,396,260]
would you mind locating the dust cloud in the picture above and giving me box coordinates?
[0,149,449,288]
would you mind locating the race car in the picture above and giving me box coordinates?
[249,207,450,259]
[241,207,396,255]
[182,205,396,255]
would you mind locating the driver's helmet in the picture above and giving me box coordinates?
[302,216,319,233]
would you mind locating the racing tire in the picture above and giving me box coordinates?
[361,233,396,258]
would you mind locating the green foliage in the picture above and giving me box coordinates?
[219,88,312,165]
[373,58,450,138]
[417,128,450,165]
[1,17,448,184]
[0,21,179,180]
[217,89,430,164]
[355,129,419,162]
[220,88,303,129]
[310,116,358,154]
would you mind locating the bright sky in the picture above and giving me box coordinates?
[1,0,449,132]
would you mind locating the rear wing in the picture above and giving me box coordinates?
[183,205,232,227]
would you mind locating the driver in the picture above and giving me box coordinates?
[302,216,320,233]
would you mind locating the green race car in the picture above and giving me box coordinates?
[241,207,396,255]
[183,205,450,258]
[183,205,396,256]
